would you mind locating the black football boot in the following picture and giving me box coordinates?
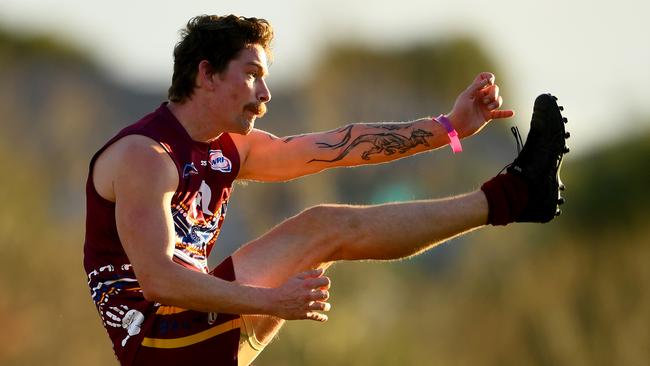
[507,93,570,223]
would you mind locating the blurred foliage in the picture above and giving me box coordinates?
[0,26,648,366]
[0,25,95,67]
[309,37,500,122]
[561,132,650,236]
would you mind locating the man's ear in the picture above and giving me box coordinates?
[196,60,217,90]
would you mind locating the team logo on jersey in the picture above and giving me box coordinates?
[208,150,232,173]
[182,162,199,178]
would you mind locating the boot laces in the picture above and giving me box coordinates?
[498,126,525,175]
[511,126,524,154]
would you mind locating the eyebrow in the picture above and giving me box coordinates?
[246,61,269,77]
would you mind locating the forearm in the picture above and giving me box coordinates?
[238,116,456,182]
[143,261,272,315]
[299,117,450,167]
[142,261,331,322]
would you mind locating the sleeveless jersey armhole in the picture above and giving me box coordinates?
[87,132,182,206]
[219,133,241,178]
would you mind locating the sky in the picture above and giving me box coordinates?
[1,0,649,156]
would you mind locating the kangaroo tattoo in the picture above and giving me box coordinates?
[309,128,433,163]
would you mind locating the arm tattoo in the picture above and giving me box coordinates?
[309,128,433,163]
[315,125,355,149]
[277,123,407,144]
[314,123,411,150]
[281,134,307,143]
[365,123,411,131]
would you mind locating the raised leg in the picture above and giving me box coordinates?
[231,189,488,353]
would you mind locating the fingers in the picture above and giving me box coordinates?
[302,274,331,322]
[276,268,333,322]
[478,71,496,85]
[479,85,501,111]
[468,72,495,93]
[308,300,331,312]
[309,288,330,301]
[306,311,329,322]
[295,267,324,280]
[479,84,499,101]
[306,284,330,315]
[295,268,330,290]
[484,94,515,120]
[477,85,515,121]
[303,276,331,290]
[305,300,331,322]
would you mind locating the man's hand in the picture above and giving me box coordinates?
[447,72,515,138]
[267,268,332,322]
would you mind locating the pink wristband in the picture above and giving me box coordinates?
[434,114,463,153]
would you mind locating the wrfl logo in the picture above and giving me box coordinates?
[208,150,232,173]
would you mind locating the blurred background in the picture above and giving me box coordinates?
[1,1,648,365]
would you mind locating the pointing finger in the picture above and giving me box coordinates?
[490,109,515,120]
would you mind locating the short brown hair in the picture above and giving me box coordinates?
[168,15,274,103]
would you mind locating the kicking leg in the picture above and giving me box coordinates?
[232,189,489,360]
[233,190,488,284]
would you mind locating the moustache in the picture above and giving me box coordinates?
[244,102,267,117]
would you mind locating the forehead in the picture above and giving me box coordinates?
[232,44,269,72]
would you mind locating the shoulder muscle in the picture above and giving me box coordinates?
[93,134,178,202]
[229,128,285,180]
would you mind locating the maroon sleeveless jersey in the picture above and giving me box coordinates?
[83,103,240,365]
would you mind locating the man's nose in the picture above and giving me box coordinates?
[257,80,271,103]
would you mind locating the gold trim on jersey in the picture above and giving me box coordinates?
[141,318,242,349]
[154,305,189,316]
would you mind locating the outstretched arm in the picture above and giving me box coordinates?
[234,72,514,182]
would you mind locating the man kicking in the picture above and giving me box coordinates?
[83,14,569,366]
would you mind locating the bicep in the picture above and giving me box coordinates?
[233,129,331,182]
[110,136,179,288]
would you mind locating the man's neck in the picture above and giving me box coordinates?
[167,100,223,143]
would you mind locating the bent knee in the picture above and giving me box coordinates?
[297,204,363,259]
